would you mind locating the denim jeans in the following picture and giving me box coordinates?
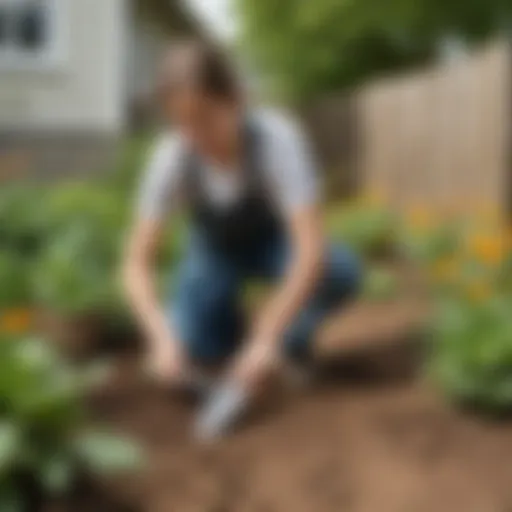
[169,233,362,364]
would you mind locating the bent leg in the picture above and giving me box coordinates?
[170,241,244,364]
[284,244,362,361]
[247,239,362,361]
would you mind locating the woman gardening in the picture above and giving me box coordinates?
[123,40,361,439]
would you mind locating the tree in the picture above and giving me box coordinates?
[236,0,511,103]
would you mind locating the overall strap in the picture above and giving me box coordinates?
[242,115,266,194]
[182,114,265,208]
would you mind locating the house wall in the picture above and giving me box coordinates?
[0,0,127,134]
[127,17,165,102]
[125,15,168,129]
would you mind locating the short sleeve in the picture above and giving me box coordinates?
[136,133,185,221]
[258,110,321,214]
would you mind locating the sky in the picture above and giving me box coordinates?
[186,0,237,41]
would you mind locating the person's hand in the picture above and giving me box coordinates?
[231,338,281,390]
[146,340,186,385]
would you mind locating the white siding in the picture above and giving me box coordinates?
[0,0,127,133]
[127,16,167,103]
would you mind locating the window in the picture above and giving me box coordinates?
[0,0,63,69]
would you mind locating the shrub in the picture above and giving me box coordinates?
[0,183,129,318]
[362,266,399,302]
[429,295,512,411]
[31,224,120,316]
[421,213,512,412]
[0,252,32,311]
[43,183,128,236]
[0,334,143,510]
[326,200,397,259]
[0,185,49,257]
[399,220,461,265]
[29,182,132,317]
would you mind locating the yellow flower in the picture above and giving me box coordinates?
[0,309,33,335]
[467,232,506,266]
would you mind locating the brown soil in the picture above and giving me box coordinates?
[54,300,512,512]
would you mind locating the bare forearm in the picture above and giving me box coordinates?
[123,263,176,350]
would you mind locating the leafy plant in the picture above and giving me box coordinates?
[0,251,32,310]
[31,224,121,316]
[428,295,512,411]
[27,180,135,316]
[0,334,143,511]
[399,220,461,265]
[0,185,50,257]
[362,266,399,302]
[326,200,398,259]
[417,212,512,412]
[0,182,130,317]
[43,183,127,237]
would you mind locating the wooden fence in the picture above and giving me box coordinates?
[359,40,511,216]
[305,40,512,217]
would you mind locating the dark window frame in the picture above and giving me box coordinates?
[0,0,62,69]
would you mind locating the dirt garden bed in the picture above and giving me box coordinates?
[42,296,512,512]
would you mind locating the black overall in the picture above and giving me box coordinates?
[171,118,361,363]
[183,119,285,259]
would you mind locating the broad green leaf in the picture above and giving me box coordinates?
[39,455,75,495]
[74,432,144,476]
[0,423,21,474]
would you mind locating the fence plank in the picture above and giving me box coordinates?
[357,40,511,218]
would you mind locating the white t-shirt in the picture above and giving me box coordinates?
[137,108,320,221]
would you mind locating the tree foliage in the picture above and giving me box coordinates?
[236,0,511,102]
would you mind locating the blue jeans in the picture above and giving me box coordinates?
[169,233,362,364]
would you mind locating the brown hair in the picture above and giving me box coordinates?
[157,39,241,103]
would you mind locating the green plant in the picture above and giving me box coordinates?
[429,295,512,411]
[362,266,399,302]
[0,182,131,316]
[0,335,143,510]
[0,185,50,257]
[43,183,128,238]
[28,180,135,316]
[398,217,462,266]
[0,251,32,310]
[327,201,397,259]
[31,224,121,316]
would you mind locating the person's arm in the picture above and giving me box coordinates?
[233,111,324,384]
[122,219,182,372]
[251,204,324,347]
[122,134,185,380]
